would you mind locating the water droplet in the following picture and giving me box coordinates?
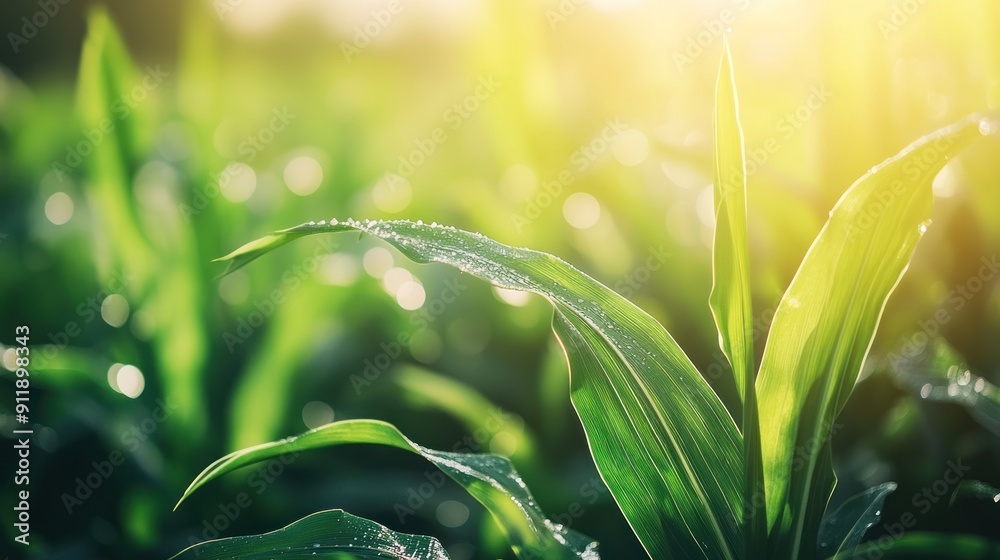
[947,384,960,397]
[918,220,932,234]
[974,378,986,392]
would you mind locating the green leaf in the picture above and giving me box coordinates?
[891,338,1000,437]
[170,509,450,559]
[831,532,1000,559]
[711,40,766,557]
[711,38,755,408]
[755,115,985,557]
[177,419,599,560]
[817,482,896,557]
[949,481,1000,508]
[215,218,745,559]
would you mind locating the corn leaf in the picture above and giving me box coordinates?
[213,218,745,559]
[711,40,766,557]
[755,115,985,557]
[170,509,450,559]
[177,419,598,560]
[817,482,896,557]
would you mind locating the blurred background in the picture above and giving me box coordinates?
[1,0,999,558]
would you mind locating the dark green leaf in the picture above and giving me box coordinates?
[177,419,598,560]
[817,482,896,557]
[171,509,449,559]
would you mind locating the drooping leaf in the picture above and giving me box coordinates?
[755,115,986,557]
[170,509,450,560]
[177,419,599,560]
[711,39,766,557]
[891,338,1000,437]
[817,482,896,557]
[215,218,745,559]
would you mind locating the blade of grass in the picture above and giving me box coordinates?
[711,40,766,557]
[755,116,987,557]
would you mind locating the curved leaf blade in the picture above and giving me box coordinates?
[817,482,896,557]
[171,509,450,559]
[177,419,598,560]
[215,218,745,559]
[755,116,985,556]
[831,532,1000,559]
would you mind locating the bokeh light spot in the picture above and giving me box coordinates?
[301,401,335,429]
[563,192,601,229]
[116,365,145,399]
[613,129,649,166]
[284,156,323,196]
[100,294,130,327]
[45,192,74,225]
[436,500,470,528]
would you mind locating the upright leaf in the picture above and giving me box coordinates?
[711,41,766,557]
[177,419,598,560]
[215,219,746,559]
[755,116,986,557]
[171,509,450,559]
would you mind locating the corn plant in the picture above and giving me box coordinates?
[172,46,999,559]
